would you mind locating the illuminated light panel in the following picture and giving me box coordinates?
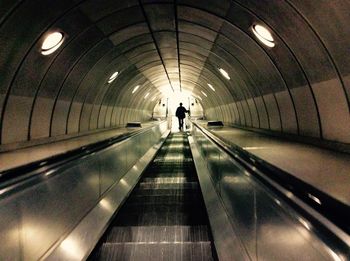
[132,85,140,94]
[151,96,157,101]
[197,96,202,101]
[107,71,119,83]
[144,92,150,99]
[252,24,275,48]
[207,83,215,91]
[41,32,64,55]
[201,91,207,97]
[218,68,230,80]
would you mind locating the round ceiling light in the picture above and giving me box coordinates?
[132,85,140,94]
[252,24,275,48]
[108,71,119,83]
[218,68,230,80]
[41,32,64,55]
[207,83,215,92]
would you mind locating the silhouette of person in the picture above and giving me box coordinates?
[175,103,189,130]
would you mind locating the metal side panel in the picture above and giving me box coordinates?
[188,136,250,261]
[44,130,170,261]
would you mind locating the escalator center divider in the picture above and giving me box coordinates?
[89,132,217,261]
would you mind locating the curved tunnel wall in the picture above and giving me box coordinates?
[0,0,349,151]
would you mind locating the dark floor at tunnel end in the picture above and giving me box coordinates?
[88,132,218,261]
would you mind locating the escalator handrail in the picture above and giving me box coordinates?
[191,121,350,243]
[0,121,166,192]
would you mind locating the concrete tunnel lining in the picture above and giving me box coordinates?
[0,0,349,152]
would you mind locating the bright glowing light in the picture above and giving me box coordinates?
[201,91,207,97]
[151,96,157,101]
[207,83,215,91]
[197,96,202,101]
[107,71,119,83]
[41,32,64,55]
[252,24,275,48]
[132,85,140,94]
[144,92,150,99]
[218,68,230,80]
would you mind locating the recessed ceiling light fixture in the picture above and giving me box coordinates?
[41,31,64,55]
[207,83,215,92]
[201,91,207,97]
[218,68,230,80]
[144,92,150,99]
[107,71,119,83]
[132,85,140,94]
[197,96,202,101]
[252,24,275,48]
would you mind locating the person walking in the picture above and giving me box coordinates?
[175,103,189,130]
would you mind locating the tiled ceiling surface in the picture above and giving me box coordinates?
[0,0,349,146]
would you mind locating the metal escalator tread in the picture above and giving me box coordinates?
[89,132,216,261]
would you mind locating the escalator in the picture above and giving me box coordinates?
[89,132,217,261]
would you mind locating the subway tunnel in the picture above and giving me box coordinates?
[0,0,349,260]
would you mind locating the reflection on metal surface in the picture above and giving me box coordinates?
[252,24,275,47]
[243,146,271,150]
[308,193,322,205]
[286,191,294,198]
[274,199,281,206]
[298,217,311,231]
[45,170,55,176]
[99,199,113,212]
[119,178,128,186]
[327,248,343,261]
[60,238,83,260]
[107,71,119,83]
[41,32,64,55]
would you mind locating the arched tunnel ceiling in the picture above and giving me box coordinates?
[0,0,350,148]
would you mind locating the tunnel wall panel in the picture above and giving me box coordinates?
[312,79,350,143]
[275,90,298,134]
[247,98,259,128]
[263,94,281,131]
[254,97,268,129]
[290,86,320,138]
[51,100,71,136]
[68,102,84,135]
[30,97,54,139]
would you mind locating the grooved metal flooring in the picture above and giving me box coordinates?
[89,132,216,261]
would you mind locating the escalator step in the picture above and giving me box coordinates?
[126,194,202,205]
[95,242,214,261]
[138,181,198,190]
[113,210,208,226]
[105,225,210,243]
[134,188,199,197]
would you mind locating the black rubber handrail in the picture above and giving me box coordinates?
[192,122,350,238]
[0,122,165,190]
